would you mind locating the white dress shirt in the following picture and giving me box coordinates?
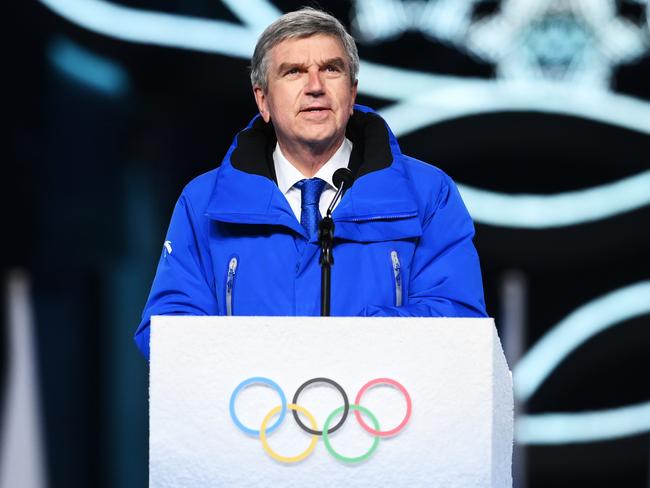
[273,138,352,222]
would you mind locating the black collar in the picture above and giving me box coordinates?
[229,109,395,187]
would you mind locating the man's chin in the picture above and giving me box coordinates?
[303,135,343,150]
[297,129,339,147]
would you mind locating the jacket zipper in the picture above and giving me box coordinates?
[225,256,238,316]
[343,212,418,223]
[391,251,402,307]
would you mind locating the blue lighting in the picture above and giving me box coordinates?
[456,170,650,229]
[377,77,650,137]
[221,0,281,30]
[514,281,650,403]
[48,37,129,96]
[513,281,650,444]
[516,401,650,445]
[40,0,259,58]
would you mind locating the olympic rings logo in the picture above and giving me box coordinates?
[229,376,412,464]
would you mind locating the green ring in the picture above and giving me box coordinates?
[322,404,380,463]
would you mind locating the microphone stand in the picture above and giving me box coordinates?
[318,169,352,316]
[318,211,335,316]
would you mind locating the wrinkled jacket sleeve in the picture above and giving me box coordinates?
[360,174,487,318]
[134,192,218,359]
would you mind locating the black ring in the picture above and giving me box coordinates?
[292,377,349,436]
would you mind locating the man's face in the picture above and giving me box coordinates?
[254,34,357,150]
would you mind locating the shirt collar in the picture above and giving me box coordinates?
[273,138,353,194]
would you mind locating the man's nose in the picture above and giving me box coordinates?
[305,69,325,96]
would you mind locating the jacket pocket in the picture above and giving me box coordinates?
[225,255,238,316]
[390,250,402,307]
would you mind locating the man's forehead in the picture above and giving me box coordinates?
[270,34,346,64]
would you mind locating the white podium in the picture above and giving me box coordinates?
[150,316,513,487]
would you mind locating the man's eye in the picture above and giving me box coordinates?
[285,68,299,75]
[325,65,340,72]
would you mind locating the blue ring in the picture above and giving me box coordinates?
[229,377,287,436]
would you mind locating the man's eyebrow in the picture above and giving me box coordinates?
[276,58,347,74]
[277,62,305,74]
[320,57,346,69]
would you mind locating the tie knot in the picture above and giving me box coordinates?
[296,178,326,208]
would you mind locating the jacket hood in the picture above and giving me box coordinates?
[224,104,399,182]
[205,105,421,240]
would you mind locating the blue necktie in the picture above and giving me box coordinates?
[296,178,326,241]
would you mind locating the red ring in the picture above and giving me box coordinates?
[354,378,412,437]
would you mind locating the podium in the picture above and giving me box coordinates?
[150,316,513,487]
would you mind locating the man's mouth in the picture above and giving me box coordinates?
[301,107,330,113]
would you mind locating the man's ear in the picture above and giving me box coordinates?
[350,80,358,115]
[253,86,271,123]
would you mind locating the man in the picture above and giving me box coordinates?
[135,8,486,359]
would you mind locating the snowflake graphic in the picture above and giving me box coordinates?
[352,0,650,88]
[465,0,649,87]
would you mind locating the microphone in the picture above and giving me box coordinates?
[326,168,353,217]
[333,167,353,190]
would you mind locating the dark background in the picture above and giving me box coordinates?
[6,1,650,487]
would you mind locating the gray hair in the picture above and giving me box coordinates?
[250,7,359,91]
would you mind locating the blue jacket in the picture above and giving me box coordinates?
[135,106,487,359]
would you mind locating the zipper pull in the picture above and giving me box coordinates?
[391,251,402,307]
[226,257,238,316]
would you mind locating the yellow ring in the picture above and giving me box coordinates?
[259,403,319,463]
